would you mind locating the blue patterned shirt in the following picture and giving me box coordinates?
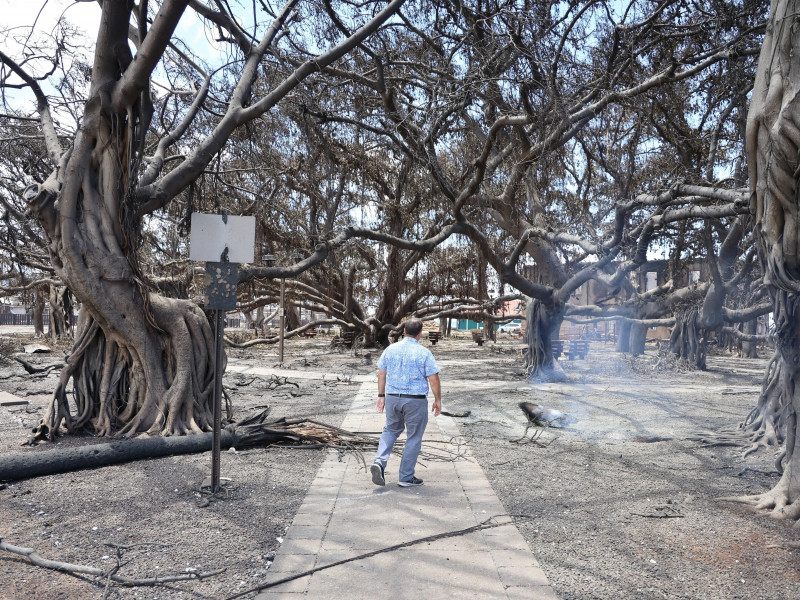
[377,337,440,395]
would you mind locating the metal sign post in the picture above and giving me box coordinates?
[190,212,254,494]
[279,278,285,362]
[205,261,238,493]
[213,308,223,490]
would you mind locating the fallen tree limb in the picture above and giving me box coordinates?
[12,356,64,375]
[224,515,524,600]
[0,430,224,481]
[0,411,372,482]
[223,334,278,348]
[0,540,225,585]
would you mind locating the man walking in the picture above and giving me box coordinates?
[371,318,442,487]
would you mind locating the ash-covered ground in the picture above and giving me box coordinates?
[1,328,799,599]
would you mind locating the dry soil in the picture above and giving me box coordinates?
[1,329,799,600]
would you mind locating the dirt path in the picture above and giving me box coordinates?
[1,331,799,599]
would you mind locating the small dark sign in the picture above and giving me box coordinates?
[205,262,239,310]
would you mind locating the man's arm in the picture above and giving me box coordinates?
[428,373,442,416]
[377,369,387,413]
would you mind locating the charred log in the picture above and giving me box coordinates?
[3,413,364,482]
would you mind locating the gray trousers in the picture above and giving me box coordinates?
[374,395,428,482]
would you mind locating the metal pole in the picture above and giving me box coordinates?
[279,278,285,362]
[211,309,224,493]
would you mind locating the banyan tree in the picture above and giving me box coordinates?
[0,0,405,440]
[734,0,800,522]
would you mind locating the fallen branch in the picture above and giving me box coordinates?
[1,411,375,482]
[223,334,277,348]
[263,375,299,390]
[224,515,526,600]
[12,356,64,375]
[0,540,225,585]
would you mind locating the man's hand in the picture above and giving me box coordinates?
[428,373,442,417]
[376,397,385,413]
[432,397,442,417]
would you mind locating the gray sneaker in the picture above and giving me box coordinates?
[397,476,423,487]
[370,462,385,486]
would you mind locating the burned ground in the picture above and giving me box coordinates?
[1,330,799,599]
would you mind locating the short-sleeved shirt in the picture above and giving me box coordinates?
[377,337,440,396]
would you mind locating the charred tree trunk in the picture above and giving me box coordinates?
[629,322,647,356]
[523,298,565,381]
[486,315,496,342]
[669,309,707,369]
[286,305,300,331]
[741,319,759,358]
[735,0,800,520]
[374,245,408,347]
[47,285,72,340]
[6,430,235,481]
[32,288,45,337]
[26,173,217,441]
[616,319,631,353]
[22,3,216,441]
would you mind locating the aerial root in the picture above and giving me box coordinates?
[689,424,781,455]
[718,488,800,525]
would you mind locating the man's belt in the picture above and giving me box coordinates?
[387,393,427,399]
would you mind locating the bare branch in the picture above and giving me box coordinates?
[0,541,225,586]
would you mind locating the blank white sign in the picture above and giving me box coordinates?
[189,213,255,263]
